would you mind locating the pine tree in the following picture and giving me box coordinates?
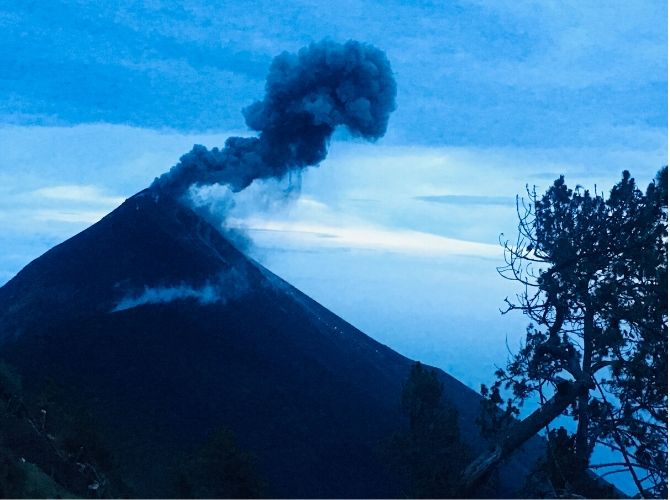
[392,362,471,498]
[461,168,667,498]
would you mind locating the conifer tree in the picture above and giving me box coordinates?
[462,168,667,498]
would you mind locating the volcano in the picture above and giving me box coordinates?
[0,190,541,497]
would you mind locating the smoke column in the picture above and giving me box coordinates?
[152,40,397,196]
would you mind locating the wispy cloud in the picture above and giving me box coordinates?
[415,195,514,206]
[32,185,125,205]
[234,217,500,259]
[0,124,665,283]
[23,185,124,223]
[32,209,111,224]
[4,185,123,224]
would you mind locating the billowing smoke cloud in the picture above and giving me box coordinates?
[152,40,396,197]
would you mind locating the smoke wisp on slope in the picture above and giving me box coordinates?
[112,267,251,312]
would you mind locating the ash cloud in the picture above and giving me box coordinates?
[151,40,397,197]
[187,175,302,253]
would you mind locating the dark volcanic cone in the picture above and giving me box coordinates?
[0,191,540,497]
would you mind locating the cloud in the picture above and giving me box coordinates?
[234,217,501,259]
[32,209,110,224]
[463,0,667,90]
[2,2,664,150]
[415,195,514,206]
[2,184,125,225]
[10,185,126,224]
[0,123,666,284]
[32,185,125,205]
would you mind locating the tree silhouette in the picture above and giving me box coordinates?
[461,168,667,498]
[391,362,471,498]
[175,427,265,498]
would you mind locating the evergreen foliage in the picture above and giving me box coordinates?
[480,168,668,497]
[175,427,266,498]
[391,362,471,498]
[0,360,127,498]
[521,427,620,498]
[0,357,267,499]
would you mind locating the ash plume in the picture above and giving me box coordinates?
[152,40,396,196]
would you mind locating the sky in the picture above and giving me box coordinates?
[0,1,667,491]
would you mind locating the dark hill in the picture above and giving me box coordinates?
[0,190,541,497]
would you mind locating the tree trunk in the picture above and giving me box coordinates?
[575,308,595,476]
[458,379,587,496]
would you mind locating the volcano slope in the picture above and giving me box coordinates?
[0,190,542,497]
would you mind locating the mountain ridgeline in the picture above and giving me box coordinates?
[0,190,541,497]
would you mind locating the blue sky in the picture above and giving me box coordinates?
[0,2,667,490]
